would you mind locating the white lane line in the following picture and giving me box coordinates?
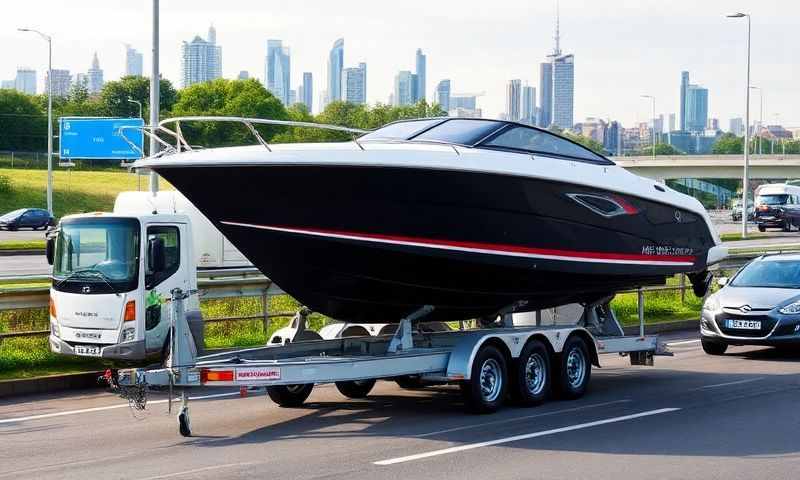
[0,391,242,425]
[694,377,764,390]
[667,339,700,346]
[374,408,680,466]
[416,399,631,437]
[136,463,259,480]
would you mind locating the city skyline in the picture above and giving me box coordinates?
[1,0,798,126]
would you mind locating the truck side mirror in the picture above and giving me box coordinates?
[45,237,55,265]
[147,237,166,273]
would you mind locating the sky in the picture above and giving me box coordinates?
[1,0,797,128]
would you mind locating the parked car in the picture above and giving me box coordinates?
[701,254,800,355]
[730,200,754,222]
[0,208,55,231]
[753,183,800,232]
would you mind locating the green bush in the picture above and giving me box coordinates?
[0,174,11,194]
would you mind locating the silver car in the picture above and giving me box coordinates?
[701,254,800,355]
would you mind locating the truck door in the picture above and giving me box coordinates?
[144,225,184,355]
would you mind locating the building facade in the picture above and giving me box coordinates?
[15,68,36,95]
[394,71,416,106]
[521,85,536,125]
[266,40,291,105]
[46,69,72,98]
[551,54,574,129]
[87,53,104,94]
[679,71,689,131]
[180,26,222,88]
[237,71,249,80]
[685,84,708,133]
[434,79,451,112]
[450,95,477,110]
[415,48,426,102]
[604,120,621,156]
[125,45,143,77]
[729,117,744,136]
[302,72,313,111]
[537,62,552,127]
[505,79,522,122]
[328,38,344,102]
[342,63,367,105]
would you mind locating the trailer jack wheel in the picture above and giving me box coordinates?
[178,406,192,437]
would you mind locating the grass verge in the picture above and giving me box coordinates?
[0,239,46,250]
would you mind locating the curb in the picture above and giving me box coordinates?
[0,249,44,257]
[0,371,104,398]
[622,320,698,336]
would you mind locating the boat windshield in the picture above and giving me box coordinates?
[482,126,609,163]
[53,218,140,293]
[412,119,504,145]
[358,119,443,141]
[730,260,800,288]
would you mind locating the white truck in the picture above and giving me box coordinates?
[46,191,252,363]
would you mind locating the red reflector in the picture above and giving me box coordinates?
[758,205,769,211]
[200,369,234,383]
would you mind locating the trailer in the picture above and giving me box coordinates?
[116,288,669,438]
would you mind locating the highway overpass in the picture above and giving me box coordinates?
[615,154,800,181]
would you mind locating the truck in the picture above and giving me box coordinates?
[46,190,253,364]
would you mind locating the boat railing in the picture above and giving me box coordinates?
[118,116,370,158]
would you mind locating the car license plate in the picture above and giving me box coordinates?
[726,319,761,330]
[74,344,102,357]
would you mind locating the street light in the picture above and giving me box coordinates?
[749,85,763,154]
[18,27,53,215]
[127,97,143,119]
[641,95,656,161]
[727,11,751,238]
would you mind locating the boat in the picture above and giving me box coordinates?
[131,116,726,323]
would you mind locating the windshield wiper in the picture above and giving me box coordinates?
[55,268,121,295]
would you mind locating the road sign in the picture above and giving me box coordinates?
[59,117,144,160]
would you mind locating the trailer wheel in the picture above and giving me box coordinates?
[462,345,508,414]
[177,406,191,437]
[335,379,376,399]
[395,375,424,389]
[554,336,591,400]
[512,339,551,406]
[267,384,314,407]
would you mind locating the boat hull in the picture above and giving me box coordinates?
[154,164,716,322]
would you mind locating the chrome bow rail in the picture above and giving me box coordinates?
[118,116,370,158]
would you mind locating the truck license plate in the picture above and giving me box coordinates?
[726,319,761,330]
[74,344,101,356]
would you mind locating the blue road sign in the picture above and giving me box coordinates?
[59,117,144,160]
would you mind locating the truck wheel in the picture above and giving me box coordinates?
[395,375,424,389]
[512,339,551,406]
[758,225,766,232]
[701,339,728,355]
[335,379,376,398]
[554,336,591,400]
[267,384,314,407]
[462,345,508,414]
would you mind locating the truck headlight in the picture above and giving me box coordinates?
[51,321,60,338]
[703,295,721,312]
[779,301,800,315]
[121,327,136,342]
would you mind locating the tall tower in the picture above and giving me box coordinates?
[415,48,426,102]
[328,38,344,102]
[208,24,217,45]
[87,52,104,94]
[548,0,574,129]
[679,71,689,131]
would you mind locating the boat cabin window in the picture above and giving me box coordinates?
[358,119,442,141]
[412,119,504,145]
[482,126,609,163]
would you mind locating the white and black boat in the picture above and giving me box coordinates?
[132,117,726,322]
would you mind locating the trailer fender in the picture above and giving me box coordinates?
[566,330,600,368]
[445,333,516,381]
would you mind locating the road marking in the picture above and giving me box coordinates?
[415,399,631,437]
[694,377,764,390]
[136,463,260,480]
[375,407,680,465]
[666,339,700,346]
[0,391,243,425]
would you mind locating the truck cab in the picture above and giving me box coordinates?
[754,184,800,232]
[47,211,203,364]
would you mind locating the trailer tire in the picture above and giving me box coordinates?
[462,344,508,414]
[267,384,314,407]
[511,339,551,406]
[335,379,376,398]
[395,375,424,389]
[553,336,591,400]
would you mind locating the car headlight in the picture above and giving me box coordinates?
[703,295,721,312]
[779,301,800,315]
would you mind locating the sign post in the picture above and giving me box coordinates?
[58,117,145,162]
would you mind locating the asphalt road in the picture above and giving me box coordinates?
[0,254,49,277]
[0,229,46,242]
[1,332,798,480]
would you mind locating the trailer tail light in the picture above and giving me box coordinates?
[49,296,56,318]
[201,369,234,383]
[124,300,136,322]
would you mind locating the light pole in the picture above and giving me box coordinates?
[149,0,160,194]
[641,95,656,160]
[728,12,751,238]
[127,97,143,119]
[749,85,763,154]
[18,27,53,214]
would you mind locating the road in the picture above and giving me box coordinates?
[0,229,46,242]
[1,332,798,480]
[0,254,49,276]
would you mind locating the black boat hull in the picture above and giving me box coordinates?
[154,164,716,322]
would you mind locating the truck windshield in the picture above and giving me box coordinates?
[53,218,140,293]
[757,194,788,205]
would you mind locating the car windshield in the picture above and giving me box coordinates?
[413,119,503,145]
[53,218,140,287]
[730,259,800,288]
[0,209,26,220]
[757,194,788,205]
[358,119,443,141]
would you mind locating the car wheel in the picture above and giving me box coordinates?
[758,225,766,232]
[701,339,728,355]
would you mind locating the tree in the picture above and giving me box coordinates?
[170,78,288,147]
[562,131,605,155]
[0,90,47,151]
[712,133,743,154]
[637,143,685,156]
[98,76,177,118]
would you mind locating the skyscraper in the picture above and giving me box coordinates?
[604,121,622,156]
[685,84,708,133]
[14,68,36,95]
[537,62,552,127]
[180,26,222,88]
[415,48,426,102]
[434,79,451,112]
[505,79,522,122]
[668,113,676,132]
[328,38,344,102]
[679,71,689,131]
[551,54,574,129]
[394,71,415,106]
[265,40,291,105]
[46,69,72,98]
[237,71,249,80]
[521,85,536,125]
[125,45,143,77]
[342,63,367,105]
[288,90,297,106]
[729,117,744,136]
[302,72,313,112]
[87,53,104,94]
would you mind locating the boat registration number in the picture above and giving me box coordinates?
[726,319,761,330]
[74,344,102,356]
[236,367,281,382]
